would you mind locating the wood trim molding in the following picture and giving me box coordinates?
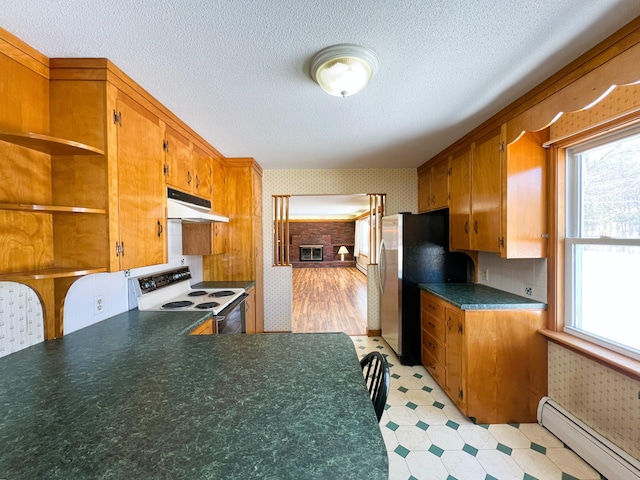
[49,58,226,160]
[420,16,640,168]
[0,26,49,78]
[540,329,640,381]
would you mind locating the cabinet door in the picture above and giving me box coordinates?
[192,146,212,200]
[418,170,431,213]
[431,160,449,210]
[164,127,192,192]
[449,147,471,250]
[471,129,502,252]
[445,308,465,410]
[116,97,166,269]
[211,157,227,253]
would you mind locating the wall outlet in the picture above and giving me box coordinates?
[94,295,104,315]
[482,269,489,281]
[523,285,536,297]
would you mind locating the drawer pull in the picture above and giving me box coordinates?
[428,364,436,371]
[429,342,435,350]
[428,321,435,328]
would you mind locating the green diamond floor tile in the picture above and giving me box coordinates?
[391,373,401,379]
[409,476,418,480]
[413,373,423,379]
[416,420,429,431]
[531,442,546,454]
[394,445,410,458]
[385,421,399,431]
[398,386,408,393]
[433,401,445,409]
[523,474,539,480]
[508,422,520,428]
[478,423,490,429]
[446,420,460,430]
[446,476,459,480]
[428,444,444,457]
[496,443,513,455]
[485,475,499,480]
[406,401,418,410]
[462,443,478,456]
[422,385,433,392]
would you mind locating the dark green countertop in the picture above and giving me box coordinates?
[0,310,387,479]
[418,283,547,310]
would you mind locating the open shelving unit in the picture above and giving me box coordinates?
[0,131,108,338]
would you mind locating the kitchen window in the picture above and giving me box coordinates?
[565,126,640,360]
[358,217,370,256]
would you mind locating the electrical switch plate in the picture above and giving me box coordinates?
[94,295,104,315]
[482,269,489,281]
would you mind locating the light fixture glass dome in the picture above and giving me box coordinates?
[310,44,379,97]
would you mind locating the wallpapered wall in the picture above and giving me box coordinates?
[549,343,640,458]
[262,168,418,332]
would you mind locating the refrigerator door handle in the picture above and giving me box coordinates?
[378,239,386,294]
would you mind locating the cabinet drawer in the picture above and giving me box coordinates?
[421,291,445,320]
[422,312,445,343]
[422,348,445,386]
[422,329,445,366]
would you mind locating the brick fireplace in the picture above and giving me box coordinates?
[289,221,355,268]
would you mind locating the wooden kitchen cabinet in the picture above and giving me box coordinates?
[204,158,263,333]
[192,146,212,200]
[447,124,548,257]
[449,146,471,250]
[0,38,111,340]
[418,159,449,213]
[163,128,213,201]
[189,318,216,335]
[113,95,166,270]
[420,290,547,423]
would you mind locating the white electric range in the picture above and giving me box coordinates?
[129,267,246,318]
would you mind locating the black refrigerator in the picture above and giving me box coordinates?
[379,211,472,365]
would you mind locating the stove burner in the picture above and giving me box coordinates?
[209,290,236,298]
[162,300,194,309]
[195,302,221,310]
[187,291,208,297]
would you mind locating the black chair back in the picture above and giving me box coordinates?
[360,351,390,421]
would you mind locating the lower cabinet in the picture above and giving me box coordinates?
[189,318,216,335]
[420,290,547,424]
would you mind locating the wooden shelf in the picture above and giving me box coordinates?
[0,203,106,214]
[0,267,108,281]
[0,131,104,156]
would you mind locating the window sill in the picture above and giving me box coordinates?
[539,329,640,381]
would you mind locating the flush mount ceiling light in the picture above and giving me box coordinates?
[310,44,379,97]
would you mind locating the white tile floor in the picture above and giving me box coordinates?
[351,336,605,480]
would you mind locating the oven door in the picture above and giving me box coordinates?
[215,293,248,334]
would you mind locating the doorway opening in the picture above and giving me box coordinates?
[287,194,370,335]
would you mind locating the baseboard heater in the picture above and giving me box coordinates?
[537,397,640,480]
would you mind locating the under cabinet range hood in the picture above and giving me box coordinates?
[167,188,229,223]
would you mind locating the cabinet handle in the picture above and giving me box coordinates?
[187,171,192,184]
[429,342,435,350]
[428,321,435,328]
[428,364,436,371]
[195,175,200,189]
[464,220,468,234]
[121,241,125,257]
[157,220,163,237]
[473,220,478,234]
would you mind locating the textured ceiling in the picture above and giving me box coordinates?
[2,1,640,170]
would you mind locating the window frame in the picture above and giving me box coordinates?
[544,118,640,379]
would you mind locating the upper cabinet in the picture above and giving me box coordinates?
[163,127,213,201]
[447,125,548,258]
[418,159,449,213]
[113,95,166,270]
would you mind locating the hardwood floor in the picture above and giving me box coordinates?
[292,267,367,335]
